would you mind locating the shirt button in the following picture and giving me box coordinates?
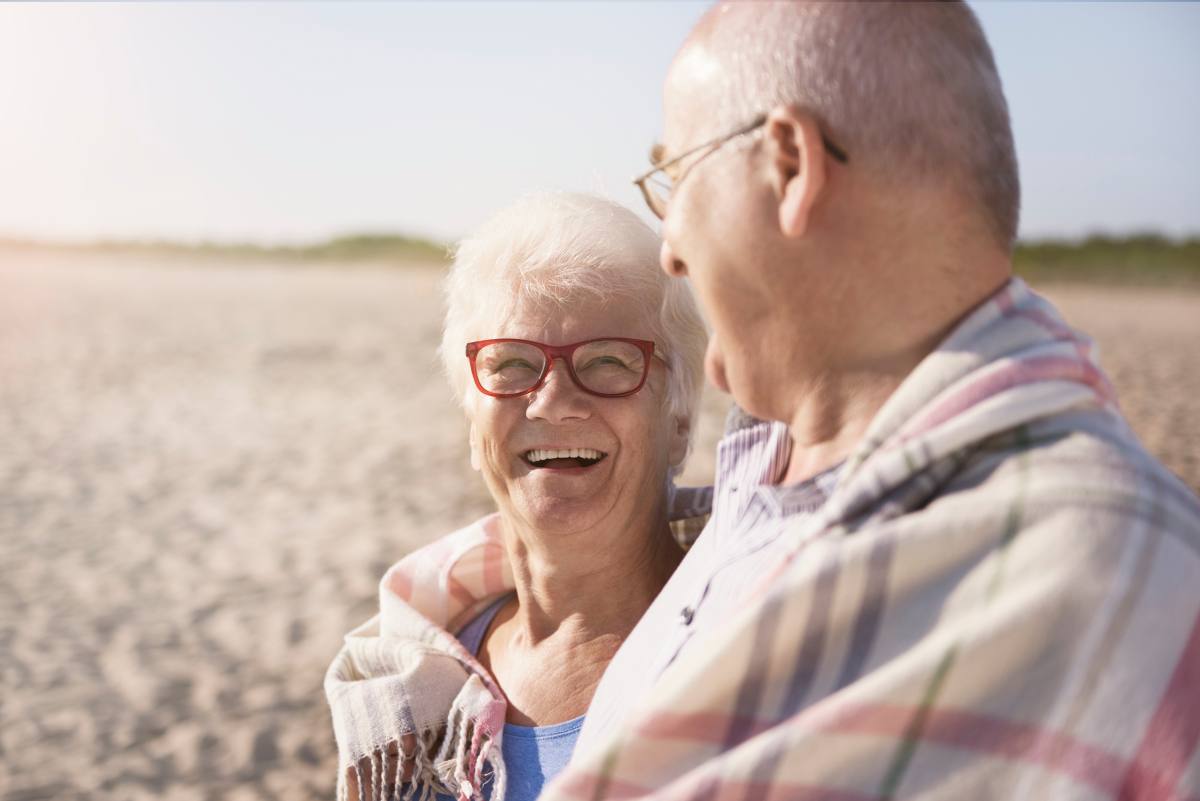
[680,606,695,625]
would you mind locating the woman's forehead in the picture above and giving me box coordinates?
[491,295,656,342]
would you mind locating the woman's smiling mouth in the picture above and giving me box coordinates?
[523,448,608,469]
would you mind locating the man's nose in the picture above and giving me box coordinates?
[526,359,591,422]
[660,238,687,277]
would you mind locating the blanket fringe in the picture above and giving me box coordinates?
[339,718,505,801]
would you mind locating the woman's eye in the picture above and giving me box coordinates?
[492,359,537,372]
[582,356,630,370]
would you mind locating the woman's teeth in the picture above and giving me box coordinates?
[525,448,605,465]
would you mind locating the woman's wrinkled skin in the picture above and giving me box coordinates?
[465,296,688,726]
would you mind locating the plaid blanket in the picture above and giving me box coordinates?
[325,513,513,801]
[324,498,714,800]
[541,278,1200,801]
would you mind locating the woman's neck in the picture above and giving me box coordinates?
[501,510,682,644]
[479,505,683,726]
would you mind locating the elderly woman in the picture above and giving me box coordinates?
[325,192,708,801]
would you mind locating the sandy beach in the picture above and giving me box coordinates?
[2,251,1197,801]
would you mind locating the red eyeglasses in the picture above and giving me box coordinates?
[465,338,659,398]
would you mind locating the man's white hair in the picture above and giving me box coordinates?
[439,191,708,458]
[698,0,1020,249]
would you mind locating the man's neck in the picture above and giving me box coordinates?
[777,267,1013,486]
[780,369,901,485]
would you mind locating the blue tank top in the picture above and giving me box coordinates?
[448,594,584,801]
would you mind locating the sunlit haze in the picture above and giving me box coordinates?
[1,1,1197,245]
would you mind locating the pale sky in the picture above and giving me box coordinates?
[1,2,1197,246]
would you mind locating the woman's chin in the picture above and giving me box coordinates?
[515,492,608,534]
[506,477,635,537]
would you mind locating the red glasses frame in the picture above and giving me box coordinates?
[465,337,658,399]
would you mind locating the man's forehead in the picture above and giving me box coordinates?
[660,40,726,152]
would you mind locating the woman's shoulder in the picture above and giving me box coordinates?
[377,512,515,633]
[379,512,502,589]
[455,591,513,653]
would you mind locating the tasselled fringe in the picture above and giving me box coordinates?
[339,719,505,801]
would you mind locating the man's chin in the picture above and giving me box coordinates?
[707,338,785,420]
[705,359,731,395]
[711,364,784,424]
[704,338,731,394]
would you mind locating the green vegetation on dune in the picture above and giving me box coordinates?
[0,233,450,266]
[288,234,449,263]
[1014,234,1200,287]
[4,232,1199,285]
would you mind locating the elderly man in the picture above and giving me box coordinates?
[543,3,1200,800]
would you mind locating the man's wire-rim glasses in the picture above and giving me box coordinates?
[633,113,849,220]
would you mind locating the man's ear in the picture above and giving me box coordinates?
[765,106,828,239]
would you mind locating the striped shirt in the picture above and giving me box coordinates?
[578,409,842,753]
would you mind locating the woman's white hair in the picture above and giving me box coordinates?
[439,191,708,461]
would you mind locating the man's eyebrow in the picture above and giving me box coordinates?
[649,142,665,165]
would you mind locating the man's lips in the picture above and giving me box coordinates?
[522,447,608,470]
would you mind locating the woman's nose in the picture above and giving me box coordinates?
[526,358,591,422]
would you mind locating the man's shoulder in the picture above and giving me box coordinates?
[943,405,1200,541]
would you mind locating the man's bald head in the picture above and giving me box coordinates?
[669,1,1019,250]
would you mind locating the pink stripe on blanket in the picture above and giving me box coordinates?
[672,777,879,801]
[386,567,414,602]
[995,288,1112,393]
[577,764,884,801]
[482,540,505,596]
[634,710,773,743]
[462,699,507,799]
[1118,611,1200,801]
[897,354,1114,445]
[992,281,1019,314]
[827,703,1130,795]
[549,767,653,800]
[444,573,476,607]
[558,770,875,801]
[995,287,1077,341]
[630,704,1133,796]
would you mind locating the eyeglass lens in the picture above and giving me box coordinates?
[643,174,672,218]
[473,340,648,396]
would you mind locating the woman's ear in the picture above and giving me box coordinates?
[668,413,691,468]
[765,106,828,239]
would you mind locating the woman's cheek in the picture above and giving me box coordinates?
[468,422,482,472]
